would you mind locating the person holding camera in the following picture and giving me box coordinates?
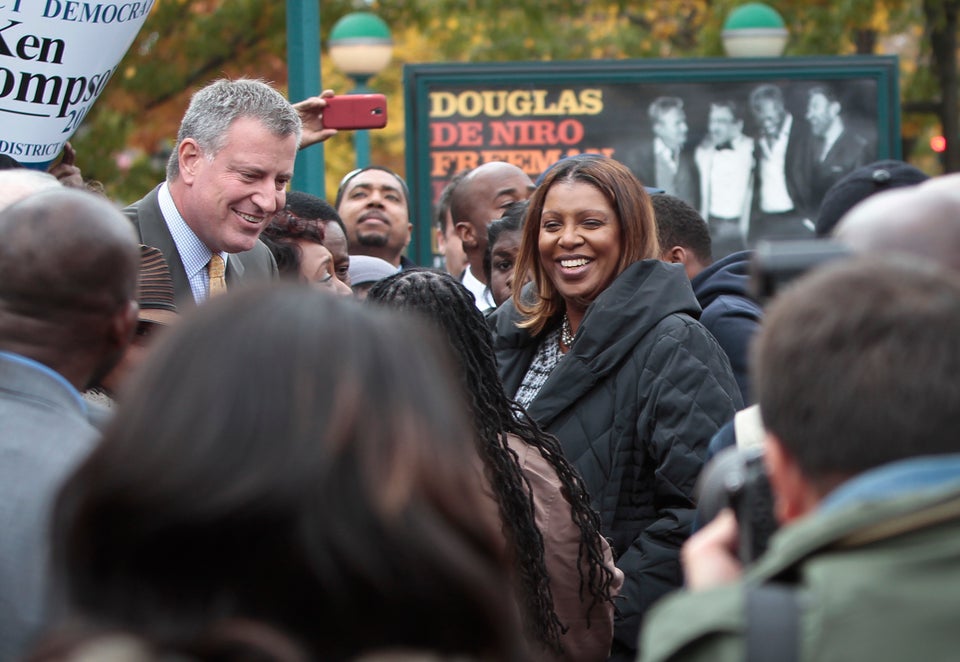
[641,257,960,662]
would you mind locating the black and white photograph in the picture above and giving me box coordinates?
[405,57,898,261]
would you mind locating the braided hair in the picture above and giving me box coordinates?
[367,269,616,654]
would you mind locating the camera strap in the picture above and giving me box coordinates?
[746,582,802,662]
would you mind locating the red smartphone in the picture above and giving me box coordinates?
[323,94,388,130]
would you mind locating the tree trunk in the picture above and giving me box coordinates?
[925,0,960,172]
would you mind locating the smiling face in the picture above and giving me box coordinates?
[708,105,741,144]
[538,180,622,318]
[175,116,297,254]
[337,170,412,265]
[753,98,786,139]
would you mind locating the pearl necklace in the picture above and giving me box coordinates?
[561,314,575,347]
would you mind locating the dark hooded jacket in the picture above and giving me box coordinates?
[491,260,742,660]
[690,250,763,404]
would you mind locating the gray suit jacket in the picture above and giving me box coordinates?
[124,185,278,308]
[0,353,99,660]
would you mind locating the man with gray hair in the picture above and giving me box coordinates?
[125,78,301,306]
[622,97,699,207]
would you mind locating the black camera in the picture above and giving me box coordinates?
[749,239,851,304]
[696,446,779,564]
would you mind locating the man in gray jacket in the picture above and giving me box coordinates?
[0,189,139,659]
[125,78,298,307]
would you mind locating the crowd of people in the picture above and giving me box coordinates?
[1,75,959,662]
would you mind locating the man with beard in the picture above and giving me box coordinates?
[803,85,872,220]
[125,78,300,307]
[0,189,139,660]
[335,166,415,269]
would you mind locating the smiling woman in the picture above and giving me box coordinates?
[490,155,743,661]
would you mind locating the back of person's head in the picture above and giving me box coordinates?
[651,194,712,266]
[816,160,929,237]
[51,286,525,661]
[0,168,61,211]
[29,620,310,662]
[284,190,344,233]
[833,174,960,272]
[0,189,138,381]
[166,78,302,181]
[435,171,469,237]
[753,258,960,491]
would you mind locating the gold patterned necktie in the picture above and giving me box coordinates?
[207,254,226,297]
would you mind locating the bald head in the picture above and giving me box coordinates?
[0,169,61,211]
[0,189,139,386]
[833,174,960,272]
[451,161,535,280]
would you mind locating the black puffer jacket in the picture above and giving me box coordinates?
[491,260,742,660]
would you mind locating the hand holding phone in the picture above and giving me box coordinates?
[323,94,388,131]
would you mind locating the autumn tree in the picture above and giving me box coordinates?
[70,0,956,203]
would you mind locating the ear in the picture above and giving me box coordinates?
[662,245,687,265]
[177,138,203,185]
[455,220,478,250]
[403,222,413,249]
[763,433,817,524]
[111,300,140,351]
[435,225,448,254]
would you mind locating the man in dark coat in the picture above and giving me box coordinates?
[747,84,814,244]
[619,97,700,209]
[653,194,762,404]
[0,190,139,660]
[801,85,873,221]
[491,260,741,661]
[124,78,295,307]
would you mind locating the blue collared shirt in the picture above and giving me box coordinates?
[157,183,228,303]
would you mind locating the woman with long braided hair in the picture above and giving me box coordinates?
[368,269,621,661]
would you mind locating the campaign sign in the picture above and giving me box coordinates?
[0,0,154,168]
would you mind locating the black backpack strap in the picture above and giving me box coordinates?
[746,583,802,662]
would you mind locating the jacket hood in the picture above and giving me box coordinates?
[492,260,701,384]
[691,250,756,310]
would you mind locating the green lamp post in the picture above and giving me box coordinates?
[722,3,789,57]
[328,12,394,169]
[286,0,323,196]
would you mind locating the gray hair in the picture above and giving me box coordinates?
[166,78,302,181]
[648,96,684,123]
[0,169,61,212]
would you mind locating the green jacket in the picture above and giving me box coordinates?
[640,467,960,662]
